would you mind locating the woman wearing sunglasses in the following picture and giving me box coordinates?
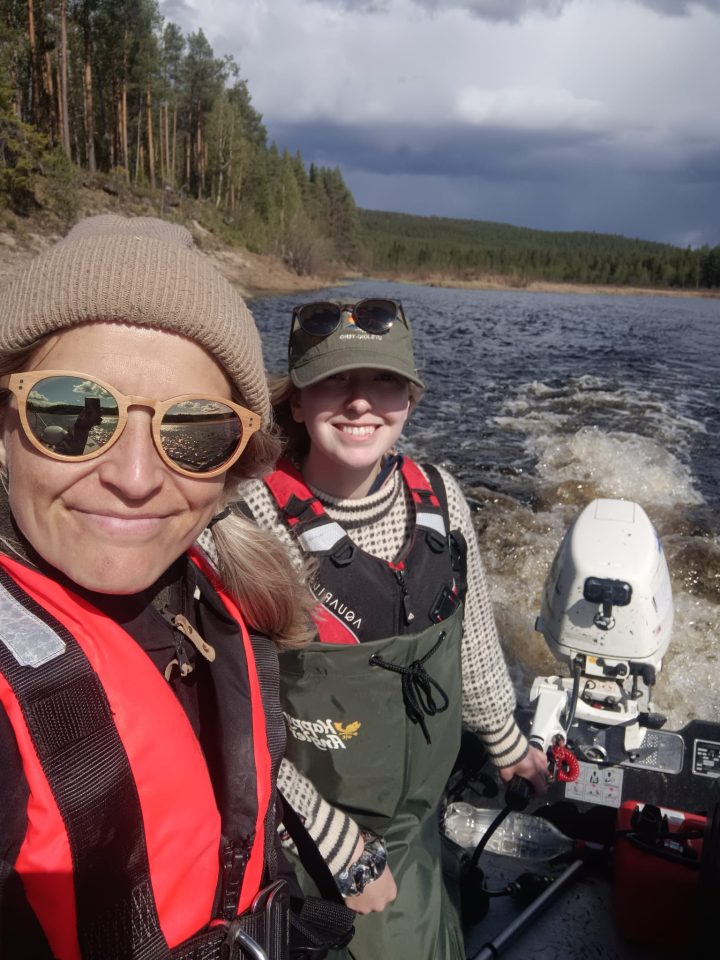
[231,299,549,959]
[0,216,353,959]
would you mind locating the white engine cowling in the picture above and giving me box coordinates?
[536,498,673,680]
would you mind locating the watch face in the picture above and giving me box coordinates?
[362,836,387,878]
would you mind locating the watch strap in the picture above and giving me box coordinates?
[334,829,388,898]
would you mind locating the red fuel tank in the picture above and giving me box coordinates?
[613,800,705,954]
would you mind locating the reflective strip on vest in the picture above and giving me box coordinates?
[415,510,447,538]
[0,579,66,666]
[297,521,346,553]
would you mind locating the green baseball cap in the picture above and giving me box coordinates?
[288,299,425,390]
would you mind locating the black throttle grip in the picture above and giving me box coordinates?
[505,775,532,811]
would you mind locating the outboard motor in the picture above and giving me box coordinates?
[530,498,682,775]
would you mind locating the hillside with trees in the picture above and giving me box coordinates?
[0,0,359,274]
[357,210,720,291]
[1,0,718,292]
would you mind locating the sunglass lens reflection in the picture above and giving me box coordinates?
[24,376,243,473]
[159,400,242,473]
[25,376,117,456]
[353,299,397,333]
[297,302,341,337]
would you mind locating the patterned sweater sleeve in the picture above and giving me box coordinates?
[277,758,362,878]
[435,466,530,769]
[233,479,363,878]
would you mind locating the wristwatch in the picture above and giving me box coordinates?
[335,829,388,898]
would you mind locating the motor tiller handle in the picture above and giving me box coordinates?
[505,775,532,811]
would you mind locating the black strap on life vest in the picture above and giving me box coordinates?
[278,795,343,904]
[422,462,468,603]
[181,793,355,960]
[246,630,286,886]
[277,794,356,958]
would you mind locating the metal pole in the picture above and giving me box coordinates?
[469,859,585,960]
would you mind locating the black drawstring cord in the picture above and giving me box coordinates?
[369,632,449,744]
[207,505,232,528]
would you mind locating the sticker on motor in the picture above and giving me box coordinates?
[563,761,624,807]
[693,739,720,778]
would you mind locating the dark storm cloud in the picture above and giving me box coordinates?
[637,0,720,14]
[346,166,720,243]
[268,121,656,180]
[310,0,567,18]
[303,0,391,11]
[270,118,611,181]
[412,0,568,21]
[267,118,720,243]
[310,0,718,19]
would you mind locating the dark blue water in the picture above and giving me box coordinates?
[249,280,720,726]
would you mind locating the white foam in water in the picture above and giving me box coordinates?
[481,379,716,731]
[654,591,720,729]
[483,489,719,729]
[534,426,703,508]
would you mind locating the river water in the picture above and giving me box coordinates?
[248,280,720,732]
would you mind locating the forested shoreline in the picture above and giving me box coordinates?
[1,0,718,290]
[360,210,720,291]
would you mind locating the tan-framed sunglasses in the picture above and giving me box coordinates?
[0,370,261,479]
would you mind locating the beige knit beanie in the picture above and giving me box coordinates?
[0,214,271,425]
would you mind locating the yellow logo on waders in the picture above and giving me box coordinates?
[334,720,362,740]
[284,712,362,750]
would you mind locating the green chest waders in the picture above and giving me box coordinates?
[280,606,465,960]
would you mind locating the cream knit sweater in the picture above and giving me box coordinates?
[233,462,530,877]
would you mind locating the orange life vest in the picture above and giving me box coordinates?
[0,550,276,960]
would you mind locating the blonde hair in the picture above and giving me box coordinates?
[209,510,316,649]
[0,335,315,650]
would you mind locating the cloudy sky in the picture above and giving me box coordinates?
[159,0,720,247]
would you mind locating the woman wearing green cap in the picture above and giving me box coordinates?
[0,218,354,959]
[229,299,549,959]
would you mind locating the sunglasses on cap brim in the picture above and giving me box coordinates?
[0,370,261,479]
[292,298,408,338]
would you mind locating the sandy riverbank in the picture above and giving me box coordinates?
[1,208,716,301]
[367,270,720,299]
[0,216,336,299]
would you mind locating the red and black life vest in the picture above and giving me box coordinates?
[264,458,467,645]
[0,550,279,960]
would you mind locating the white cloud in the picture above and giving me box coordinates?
[159,0,720,242]
[182,0,719,139]
[454,86,607,130]
[264,0,720,22]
